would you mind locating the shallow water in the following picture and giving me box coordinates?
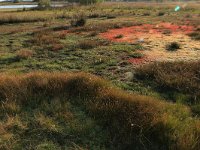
[0,4,37,9]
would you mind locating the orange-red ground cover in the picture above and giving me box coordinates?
[100,22,199,65]
[100,22,194,43]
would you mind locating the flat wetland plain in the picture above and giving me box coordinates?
[0,2,200,150]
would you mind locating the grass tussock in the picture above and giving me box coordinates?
[166,42,180,51]
[77,39,109,50]
[0,72,199,149]
[135,61,200,103]
[16,49,34,59]
[32,30,57,46]
[70,22,137,33]
[0,12,49,24]
[188,32,200,40]
[31,30,64,51]
[70,14,86,27]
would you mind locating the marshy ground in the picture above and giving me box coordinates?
[0,2,200,150]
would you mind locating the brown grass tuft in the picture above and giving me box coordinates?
[16,49,34,59]
[135,61,200,103]
[0,72,199,149]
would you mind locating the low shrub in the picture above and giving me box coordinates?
[157,12,165,16]
[70,14,86,27]
[166,42,180,51]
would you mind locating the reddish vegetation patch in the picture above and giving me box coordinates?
[128,57,150,65]
[100,23,194,43]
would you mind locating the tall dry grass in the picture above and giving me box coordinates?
[0,72,199,149]
[135,61,200,103]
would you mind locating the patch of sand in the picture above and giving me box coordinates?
[143,33,200,62]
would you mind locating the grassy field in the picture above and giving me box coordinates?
[0,2,200,149]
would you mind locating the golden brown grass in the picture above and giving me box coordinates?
[16,49,34,59]
[31,30,64,51]
[0,72,199,149]
[135,61,200,103]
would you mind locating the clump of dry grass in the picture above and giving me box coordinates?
[166,42,180,51]
[32,30,57,46]
[16,49,34,59]
[115,34,124,39]
[0,12,49,24]
[77,39,109,49]
[70,22,137,33]
[135,61,200,103]
[88,31,99,37]
[157,11,165,16]
[31,30,64,51]
[188,32,200,40]
[70,14,86,27]
[50,44,64,51]
[0,72,199,149]
[77,40,100,49]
